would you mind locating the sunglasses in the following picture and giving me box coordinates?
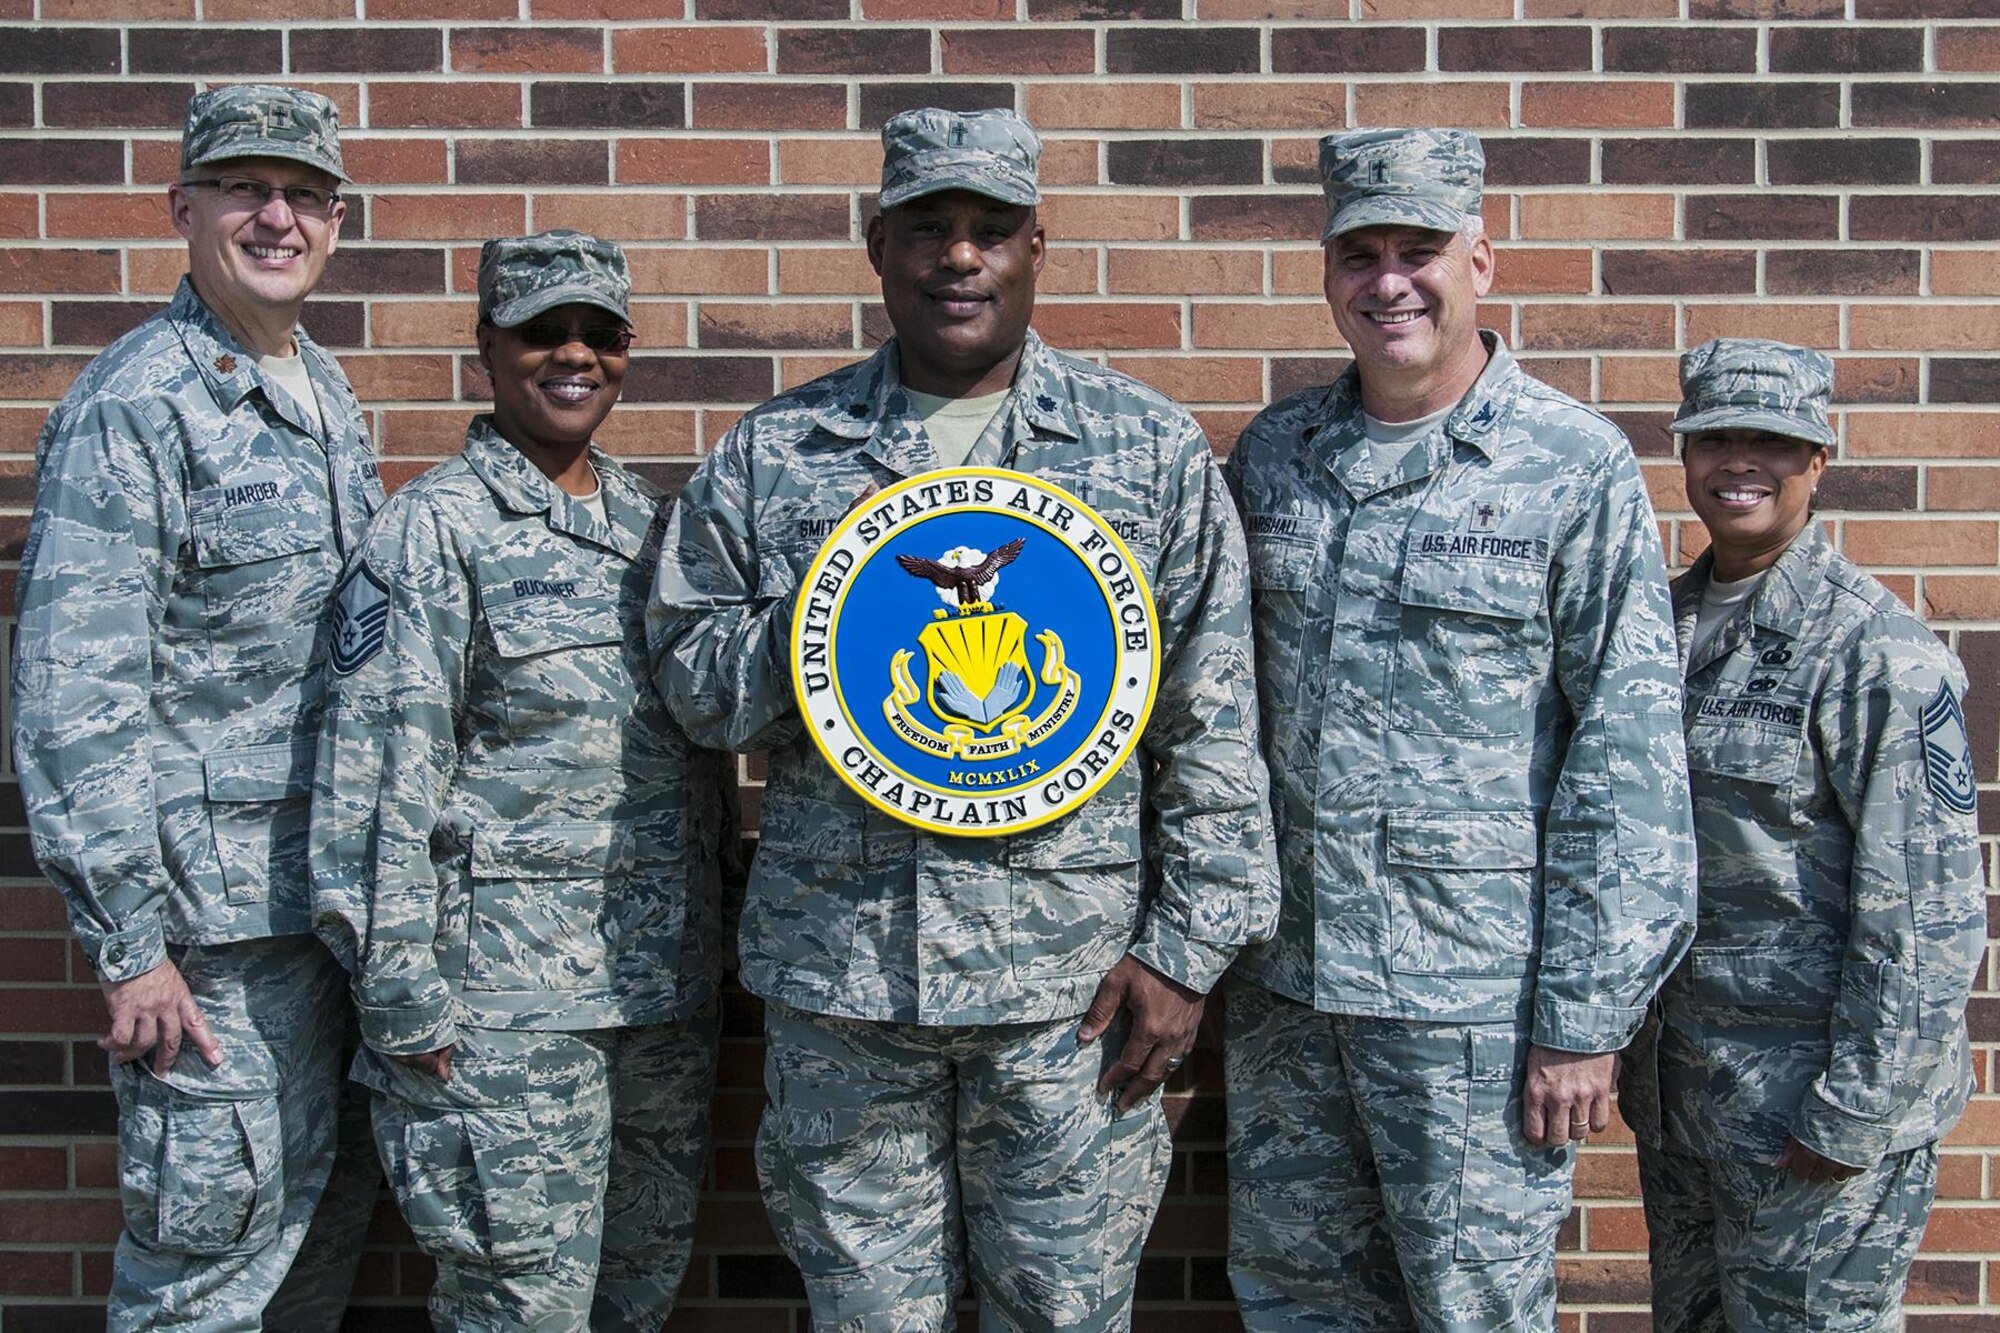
[514,320,634,355]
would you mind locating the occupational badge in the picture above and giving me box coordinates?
[791,469,1160,836]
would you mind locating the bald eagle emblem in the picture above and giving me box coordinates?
[897,538,1025,613]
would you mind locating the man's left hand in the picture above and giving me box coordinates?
[1078,953,1204,1111]
[1522,1045,1614,1147]
[1774,1137,1862,1184]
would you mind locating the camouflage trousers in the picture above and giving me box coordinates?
[758,1002,1173,1333]
[107,934,375,1333]
[357,1009,719,1333]
[1639,1140,1938,1331]
[1224,981,1572,1333]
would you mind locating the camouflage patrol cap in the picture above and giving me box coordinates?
[1673,338,1836,448]
[478,230,631,329]
[879,107,1041,210]
[1318,128,1484,243]
[182,84,347,182]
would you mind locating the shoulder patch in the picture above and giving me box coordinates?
[329,563,392,677]
[1919,680,1977,815]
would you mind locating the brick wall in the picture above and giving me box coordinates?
[0,2,1996,1329]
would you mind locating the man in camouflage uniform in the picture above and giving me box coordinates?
[1221,128,1696,1331]
[311,233,730,1331]
[1618,339,1985,1331]
[649,108,1276,1331]
[11,85,381,1330]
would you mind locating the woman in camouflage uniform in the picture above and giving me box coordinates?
[1627,338,1985,1331]
[310,231,730,1331]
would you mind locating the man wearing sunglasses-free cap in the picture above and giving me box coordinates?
[12,83,382,1330]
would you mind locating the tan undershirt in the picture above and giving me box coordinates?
[906,387,1012,469]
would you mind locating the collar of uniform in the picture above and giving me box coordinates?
[1744,520,1834,640]
[809,330,1078,444]
[461,414,645,558]
[172,278,265,413]
[1300,330,1515,463]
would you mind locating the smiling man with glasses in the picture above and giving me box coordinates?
[12,84,382,1331]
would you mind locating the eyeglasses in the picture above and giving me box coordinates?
[181,175,342,218]
[515,320,634,355]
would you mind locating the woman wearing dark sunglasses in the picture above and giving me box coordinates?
[310,230,730,1331]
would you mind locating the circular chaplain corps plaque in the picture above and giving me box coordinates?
[791,468,1161,837]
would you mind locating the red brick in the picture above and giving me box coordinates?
[1938,28,2000,72]
[370,80,522,129]
[1845,519,1997,568]
[1933,252,2000,297]
[1928,468,2000,513]
[868,0,1011,13]
[1853,306,2000,353]
[1108,354,1263,402]
[1521,81,1676,129]
[699,301,851,350]
[1491,248,1594,296]
[372,193,526,241]
[691,83,847,131]
[614,26,769,74]
[342,353,456,402]
[0,1145,68,1191]
[533,194,690,242]
[1032,301,1183,350]
[943,27,1095,76]
[1850,412,2000,461]
[45,193,176,240]
[1518,193,1674,242]
[0,248,121,294]
[1355,81,1512,129]
[378,0,513,16]
[634,248,771,296]
[1520,302,1675,352]
[1110,248,1263,296]
[1364,0,1511,15]
[620,139,770,187]
[776,248,875,295]
[1193,302,1335,350]
[342,139,450,185]
[1027,82,1182,130]
[775,139,882,187]
[1685,303,1840,349]
[450,27,604,74]
[1040,194,1180,242]
[370,300,477,349]
[535,0,681,14]
[1192,82,1347,131]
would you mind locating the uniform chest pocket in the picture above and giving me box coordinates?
[191,500,324,569]
[1248,533,1316,593]
[1391,555,1547,738]
[482,594,631,730]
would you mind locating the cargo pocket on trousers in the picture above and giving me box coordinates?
[118,1065,285,1258]
[1454,1027,1572,1261]
[388,1101,558,1274]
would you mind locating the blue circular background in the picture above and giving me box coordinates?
[832,509,1120,792]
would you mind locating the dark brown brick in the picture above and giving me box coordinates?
[1853,82,2000,128]
[0,1041,63,1086]
[1812,468,1916,512]
[1439,26,1592,72]
[291,26,441,73]
[1852,196,2000,242]
[624,354,774,403]
[0,139,123,186]
[300,300,365,349]
[43,80,193,129]
[1601,249,1756,295]
[1692,0,1841,15]
[1602,138,1754,185]
[0,31,119,75]
[1106,27,1259,74]
[1482,137,1591,186]
[1770,26,1924,72]
[457,138,608,185]
[129,28,282,75]
[52,301,156,347]
[691,82,847,131]
[1688,194,1839,241]
[1604,27,1755,73]
[778,29,931,76]
[320,246,448,294]
[1859,0,1991,15]
[1189,193,1321,242]
[942,28,1095,77]
[1271,27,1425,75]
[1905,1260,1983,1306]
[716,1253,809,1300]
[859,82,1017,127]
[531,82,684,129]
[1766,248,1919,295]
[1029,0,1179,18]
[698,0,842,15]
[1936,141,2000,185]
[695,193,848,241]
[451,28,602,75]
[0,84,27,127]
[0,1091,116,1136]
[1108,140,1260,187]
[1605,410,1673,457]
[1931,360,2000,404]
[1768,137,1920,185]
[628,460,696,500]
[1685,82,1839,129]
